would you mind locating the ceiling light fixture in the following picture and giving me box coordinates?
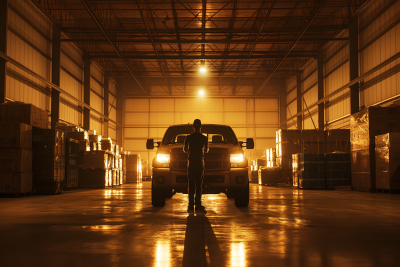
[199,90,205,96]
[199,60,206,73]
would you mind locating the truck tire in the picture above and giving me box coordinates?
[234,184,249,207]
[152,183,165,207]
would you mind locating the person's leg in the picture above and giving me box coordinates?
[195,169,204,206]
[187,169,195,207]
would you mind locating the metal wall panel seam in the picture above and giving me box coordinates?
[7,26,50,59]
[359,17,400,52]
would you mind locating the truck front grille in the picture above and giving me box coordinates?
[176,175,225,183]
[170,153,230,170]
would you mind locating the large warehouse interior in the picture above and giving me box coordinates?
[1,0,400,266]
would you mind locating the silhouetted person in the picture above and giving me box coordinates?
[183,119,209,212]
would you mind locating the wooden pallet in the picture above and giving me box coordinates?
[335,185,353,191]
[376,189,400,194]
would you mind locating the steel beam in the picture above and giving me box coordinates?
[170,0,183,73]
[296,71,303,129]
[349,17,359,114]
[103,73,109,138]
[60,38,349,44]
[89,54,317,60]
[280,85,287,129]
[234,0,276,94]
[51,25,61,129]
[201,0,206,57]
[135,0,170,94]
[255,0,328,95]
[83,59,91,131]
[0,0,7,104]
[317,52,324,130]
[116,89,123,145]
[81,0,147,95]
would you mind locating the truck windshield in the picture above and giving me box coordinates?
[163,125,238,145]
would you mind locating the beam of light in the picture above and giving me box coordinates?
[231,243,246,267]
[155,241,171,267]
[199,90,205,96]
[200,67,207,73]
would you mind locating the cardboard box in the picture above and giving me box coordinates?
[351,106,400,192]
[0,122,32,149]
[82,151,109,169]
[0,172,32,194]
[0,149,32,172]
[375,132,400,190]
[0,103,47,128]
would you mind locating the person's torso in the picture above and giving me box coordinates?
[187,133,207,162]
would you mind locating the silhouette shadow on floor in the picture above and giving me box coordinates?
[182,213,226,267]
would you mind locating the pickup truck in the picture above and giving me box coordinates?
[146,124,254,207]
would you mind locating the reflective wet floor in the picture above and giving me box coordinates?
[1,183,400,267]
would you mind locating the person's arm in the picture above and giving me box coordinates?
[183,136,189,153]
[204,136,209,153]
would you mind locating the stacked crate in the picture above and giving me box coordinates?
[276,129,302,170]
[292,154,299,187]
[65,138,79,190]
[297,154,325,189]
[258,167,282,186]
[351,106,400,192]
[79,149,113,188]
[0,102,48,128]
[265,148,276,167]
[122,152,129,183]
[326,153,351,189]
[89,134,102,151]
[325,129,350,153]
[126,154,142,183]
[32,128,65,194]
[375,132,400,192]
[0,123,33,196]
[66,131,89,165]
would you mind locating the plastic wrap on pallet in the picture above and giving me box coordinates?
[0,122,32,149]
[258,166,282,185]
[351,106,400,192]
[101,138,114,152]
[82,151,109,169]
[89,135,102,143]
[66,131,89,141]
[375,132,400,190]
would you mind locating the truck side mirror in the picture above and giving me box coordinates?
[146,139,154,150]
[246,138,254,149]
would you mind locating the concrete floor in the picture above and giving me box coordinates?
[1,183,400,267]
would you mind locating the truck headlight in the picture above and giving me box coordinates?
[157,154,170,163]
[230,154,244,163]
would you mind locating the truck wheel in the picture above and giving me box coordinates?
[234,184,249,207]
[152,183,165,207]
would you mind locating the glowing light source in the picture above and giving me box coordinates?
[199,60,207,72]
[199,90,205,96]
[156,154,170,163]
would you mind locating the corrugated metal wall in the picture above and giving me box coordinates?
[5,0,52,114]
[4,0,117,142]
[284,0,400,131]
[124,97,279,175]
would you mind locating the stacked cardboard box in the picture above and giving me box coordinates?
[375,132,400,191]
[325,129,350,153]
[89,134,102,151]
[126,154,142,183]
[326,153,351,189]
[292,153,351,189]
[122,152,129,183]
[32,128,65,194]
[0,102,48,128]
[65,138,79,190]
[297,154,325,189]
[0,123,33,195]
[79,150,113,188]
[265,148,277,167]
[258,166,282,185]
[276,129,302,170]
[351,106,400,192]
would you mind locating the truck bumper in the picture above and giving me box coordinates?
[152,168,248,192]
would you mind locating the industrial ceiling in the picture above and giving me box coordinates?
[33,0,367,96]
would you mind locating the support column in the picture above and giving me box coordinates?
[0,0,8,104]
[103,73,109,138]
[317,52,325,130]
[51,26,61,129]
[296,71,303,130]
[280,86,287,129]
[349,17,359,114]
[83,59,91,131]
[116,89,123,146]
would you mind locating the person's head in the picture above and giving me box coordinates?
[193,119,202,133]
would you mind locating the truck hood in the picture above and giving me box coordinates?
[157,143,243,154]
